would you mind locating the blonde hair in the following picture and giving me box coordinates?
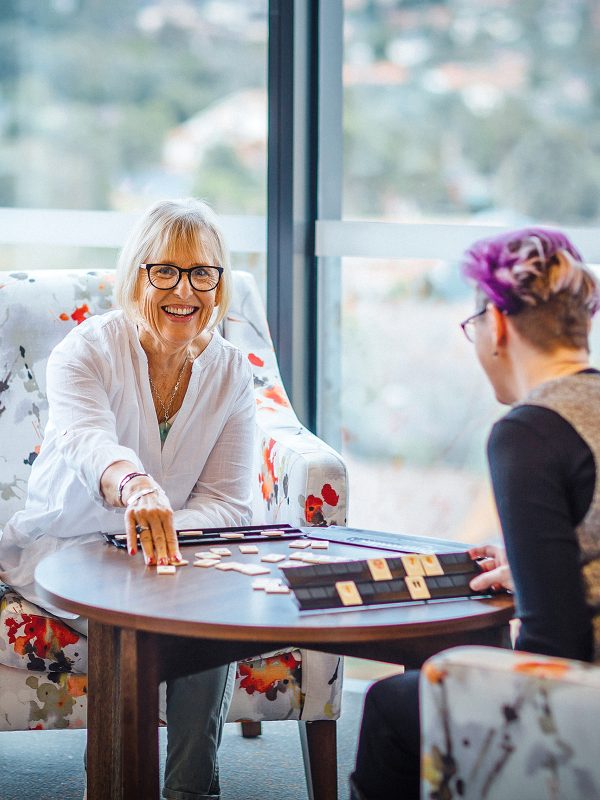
[115,198,232,329]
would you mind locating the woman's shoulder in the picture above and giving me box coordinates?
[489,404,591,467]
[207,332,253,378]
[493,404,575,441]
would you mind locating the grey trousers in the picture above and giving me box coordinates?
[69,616,235,800]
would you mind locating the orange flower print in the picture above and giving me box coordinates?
[303,483,340,525]
[66,674,87,698]
[263,384,290,407]
[6,613,79,662]
[238,652,301,701]
[259,438,277,505]
[513,660,570,680]
[71,304,90,324]
[423,661,448,685]
[305,495,324,524]
[59,304,90,325]
[248,353,265,367]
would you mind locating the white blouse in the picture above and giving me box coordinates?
[0,310,255,615]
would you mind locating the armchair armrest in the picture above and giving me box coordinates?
[421,646,600,800]
[253,412,347,527]
[222,270,347,528]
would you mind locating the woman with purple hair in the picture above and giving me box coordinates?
[350,227,600,800]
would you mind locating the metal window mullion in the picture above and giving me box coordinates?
[267,0,319,427]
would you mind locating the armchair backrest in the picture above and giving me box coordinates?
[0,269,346,528]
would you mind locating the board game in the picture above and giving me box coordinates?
[104,524,495,609]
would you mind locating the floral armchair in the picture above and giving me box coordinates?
[0,271,346,763]
[420,645,600,800]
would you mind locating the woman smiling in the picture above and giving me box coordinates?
[0,198,255,800]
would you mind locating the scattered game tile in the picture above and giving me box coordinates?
[252,578,283,590]
[239,544,259,554]
[265,584,291,594]
[239,564,271,576]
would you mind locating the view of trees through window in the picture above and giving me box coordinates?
[0,1,267,277]
[339,0,600,542]
[0,0,267,213]
[343,0,600,224]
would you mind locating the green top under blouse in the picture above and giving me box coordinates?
[159,412,178,447]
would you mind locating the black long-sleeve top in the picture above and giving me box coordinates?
[488,385,598,662]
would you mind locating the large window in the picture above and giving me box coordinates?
[0,1,267,286]
[317,0,600,544]
[343,0,600,226]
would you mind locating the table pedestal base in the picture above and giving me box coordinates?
[85,616,510,800]
[86,622,339,800]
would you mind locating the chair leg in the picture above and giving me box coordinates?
[240,720,262,738]
[299,720,338,800]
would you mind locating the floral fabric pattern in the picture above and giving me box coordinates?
[421,646,600,800]
[0,586,87,674]
[0,269,346,731]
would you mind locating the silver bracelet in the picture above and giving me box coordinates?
[126,487,160,507]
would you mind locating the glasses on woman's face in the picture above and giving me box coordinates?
[140,263,223,292]
[460,307,488,343]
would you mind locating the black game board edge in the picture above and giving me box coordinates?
[104,523,301,549]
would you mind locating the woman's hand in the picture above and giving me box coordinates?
[124,484,182,566]
[468,544,514,593]
[100,461,181,566]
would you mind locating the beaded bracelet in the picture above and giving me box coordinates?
[118,471,149,506]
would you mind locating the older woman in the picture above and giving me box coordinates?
[0,198,255,800]
[351,227,600,800]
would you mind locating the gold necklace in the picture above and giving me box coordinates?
[149,357,189,425]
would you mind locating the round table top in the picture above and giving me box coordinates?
[35,538,514,643]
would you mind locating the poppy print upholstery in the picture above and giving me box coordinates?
[421,646,600,800]
[0,269,346,731]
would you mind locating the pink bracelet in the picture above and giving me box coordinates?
[118,472,149,506]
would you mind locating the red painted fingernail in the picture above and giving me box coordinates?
[159,557,169,566]
[146,556,156,566]
[129,547,136,556]
[176,552,183,562]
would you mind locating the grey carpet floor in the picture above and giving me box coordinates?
[0,683,367,800]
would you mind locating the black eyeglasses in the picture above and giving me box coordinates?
[140,263,223,292]
[460,307,488,342]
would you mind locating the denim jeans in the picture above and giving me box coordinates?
[68,616,235,800]
[162,662,236,800]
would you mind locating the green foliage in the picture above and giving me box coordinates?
[0,1,266,211]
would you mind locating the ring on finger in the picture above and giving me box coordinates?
[135,524,150,535]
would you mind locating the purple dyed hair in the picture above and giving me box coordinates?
[461,227,595,314]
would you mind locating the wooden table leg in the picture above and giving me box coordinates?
[119,629,161,799]
[299,720,338,800]
[87,622,161,800]
[87,621,122,800]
